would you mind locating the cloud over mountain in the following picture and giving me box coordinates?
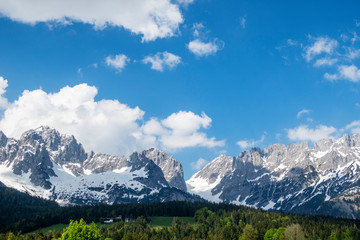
[0,81,224,156]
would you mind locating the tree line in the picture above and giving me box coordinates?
[1,185,360,239]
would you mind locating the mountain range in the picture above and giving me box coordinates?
[187,134,360,218]
[1,126,360,218]
[0,126,200,205]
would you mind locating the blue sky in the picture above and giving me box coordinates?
[0,0,360,178]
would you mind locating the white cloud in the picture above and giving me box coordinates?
[240,17,246,29]
[0,0,183,41]
[0,83,148,156]
[142,52,181,71]
[313,58,338,67]
[301,33,360,83]
[345,120,360,134]
[192,23,206,38]
[188,23,224,57]
[191,158,208,171]
[0,77,8,109]
[237,135,265,149]
[0,81,223,155]
[105,54,129,72]
[345,47,360,60]
[296,109,310,118]
[287,125,337,142]
[338,65,360,82]
[303,37,338,62]
[188,39,224,57]
[143,111,225,150]
[324,65,360,82]
[324,72,339,81]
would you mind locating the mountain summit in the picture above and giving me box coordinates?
[187,134,360,218]
[0,126,197,205]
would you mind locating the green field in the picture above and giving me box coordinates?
[150,216,196,228]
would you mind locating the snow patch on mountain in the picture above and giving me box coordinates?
[0,126,194,205]
[186,134,360,218]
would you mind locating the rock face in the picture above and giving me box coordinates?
[144,148,187,191]
[0,126,195,205]
[187,134,360,219]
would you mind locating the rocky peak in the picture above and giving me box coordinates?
[83,152,128,174]
[187,133,360,219]
[0,127,199,205]
[286,141,309,153]
[337,134,360,148]
[194,154,233,184]
[143,148,186,191]
[8,132,57,189]
[127,151,170,189]
[34,126,62,151]
[237,148,263,166]
[19,129,43,147]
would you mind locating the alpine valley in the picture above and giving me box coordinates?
[1,127,360,219]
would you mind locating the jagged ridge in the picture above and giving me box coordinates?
[0,126,192,205]
[187,134,360,219]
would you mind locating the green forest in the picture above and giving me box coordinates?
[1,186,360,239]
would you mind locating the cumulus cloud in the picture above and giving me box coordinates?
[303,37,338,62]
[287,125,337,142]
[142,52,181,71]
[325,65,360,82]
[0,81,223,156]
[296,109,310,118]
[105,54,129,72]
[191,158,208,171]
[338,65,360,82]
[188,39,224,57]
[188,23,224,57]
[237,135,265,149]
[0,0,183,41]
[143,111,225,150]
[0,83,149,155]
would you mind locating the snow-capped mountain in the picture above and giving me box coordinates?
[187,134,360,218]
[0,126,198,205]
[3,126,360,218]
